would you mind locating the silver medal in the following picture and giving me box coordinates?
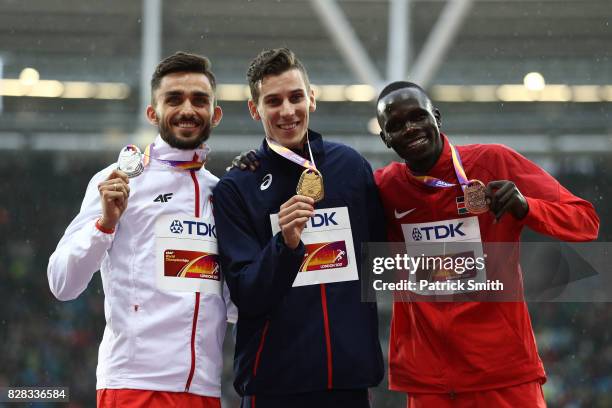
[117,144,144,178]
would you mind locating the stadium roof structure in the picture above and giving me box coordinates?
[0,0,610,156]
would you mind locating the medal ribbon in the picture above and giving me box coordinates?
[142,143,208,171]
[266,136,318,171]
[412,143,470,191]
[123,144,140,153]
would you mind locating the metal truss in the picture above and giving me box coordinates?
[309,0,474,91]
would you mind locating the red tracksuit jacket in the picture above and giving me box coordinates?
[374,134,599,394]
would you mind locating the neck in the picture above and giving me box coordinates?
[269,133,308,152]
[292,133,308,152]
[159,134,204,151]
[406,157,436,175]
[405,147,443,175]
[291,143,308,157]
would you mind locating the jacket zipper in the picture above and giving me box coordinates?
[185,167,201,391]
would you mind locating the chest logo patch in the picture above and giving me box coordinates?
[260,173,273,191]
[154,193,173,203]
[395,208,416,219]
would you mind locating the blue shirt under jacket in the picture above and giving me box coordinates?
[213,130,385,396]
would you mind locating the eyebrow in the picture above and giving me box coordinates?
[386,103,427,114]
[163,90,210,98]
[263,89,304,100]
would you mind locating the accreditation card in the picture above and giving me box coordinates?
[271,206,358,287]
[155,214,222,294]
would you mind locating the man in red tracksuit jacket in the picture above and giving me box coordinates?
[374,81,599,407]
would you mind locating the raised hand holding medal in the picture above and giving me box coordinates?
[93,144,141,231]
[412,143,531,220]
[264,135,321,249]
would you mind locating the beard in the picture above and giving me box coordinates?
[158,119,212,150]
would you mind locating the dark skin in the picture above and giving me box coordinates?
[377,86,529,222]
[227,150,259,172]
[376,87,444,174]
[232,85,528,222]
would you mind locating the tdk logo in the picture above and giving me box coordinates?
[304,211,338,229]
[412,222,465,241]
[169,219,216,238]
[170,220,183,234]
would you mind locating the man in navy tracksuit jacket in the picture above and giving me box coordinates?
[213,48,384,408]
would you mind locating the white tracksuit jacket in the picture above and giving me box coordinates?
[47,135,236,397]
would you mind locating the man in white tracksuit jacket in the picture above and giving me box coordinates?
[48,52,236,408]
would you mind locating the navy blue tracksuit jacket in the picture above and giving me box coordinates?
[213,130,385,397]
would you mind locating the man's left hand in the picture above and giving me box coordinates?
[485,180,529,222]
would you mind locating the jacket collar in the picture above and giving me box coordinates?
[148,134,210,164]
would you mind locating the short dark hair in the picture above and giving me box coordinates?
[150,52,216,104]
[377,81,434,129]
[247,48,310,102]
[377,81,428,105]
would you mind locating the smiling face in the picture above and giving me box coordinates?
[377,87,443,172]
[147,72,222,150]
[248,68,316,150]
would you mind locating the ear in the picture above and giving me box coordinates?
[379,131,391,149]
[308,87,316,113]
[248,99,261,121]
[211,105,223,128]
[146,105,158,125]
[434,108,442,128]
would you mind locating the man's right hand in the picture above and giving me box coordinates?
[278,195,314,250]
[227,150,260,172]
[97,169,130,230]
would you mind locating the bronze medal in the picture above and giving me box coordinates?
[464,179,488,214]
[297,169,324,202]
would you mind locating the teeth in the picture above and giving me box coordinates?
[279,123,298,130]
[408,137,427,147]
[177,122,198,128]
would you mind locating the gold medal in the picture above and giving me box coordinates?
[464,179,488,214]
[297,169,324,202]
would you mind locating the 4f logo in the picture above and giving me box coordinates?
[154,193,173,203]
